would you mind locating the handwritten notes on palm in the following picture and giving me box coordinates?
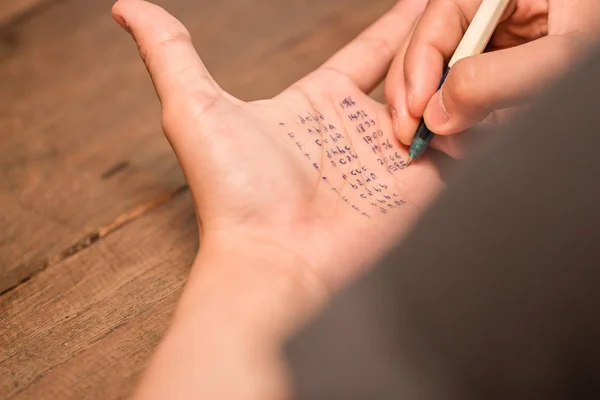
[280,96,408,219]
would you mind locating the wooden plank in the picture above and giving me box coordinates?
[11,292,181,400]
[0,0,395,397]
[0,192,197,399]
[0,0,395,294]
[0,0,47,26]
[0,0,184,294]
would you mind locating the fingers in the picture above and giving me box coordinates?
[112,0,223,111]
[423,34,584,134]
[384,26,420,146]
[319,0,427,93]
[401,0,487,117]
[385,0,486,144]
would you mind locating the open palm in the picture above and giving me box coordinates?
[113,0,443,290]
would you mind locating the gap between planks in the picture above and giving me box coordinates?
[0,184,189,297]
[0,0,66,33]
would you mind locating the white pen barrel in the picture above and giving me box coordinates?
[448,0,511,67]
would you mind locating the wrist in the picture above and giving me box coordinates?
[132,233,329,400]
[176,231,329,345]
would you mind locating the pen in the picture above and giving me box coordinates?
[406,0,512,166]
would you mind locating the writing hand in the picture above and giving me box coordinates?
[386,0,600,147]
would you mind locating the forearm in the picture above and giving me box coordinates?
[131,234,328,400]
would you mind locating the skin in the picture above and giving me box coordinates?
[110,0,598,399]
[112,0,442,398]
[386,0,600,153]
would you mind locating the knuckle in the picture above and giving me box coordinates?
[448,58,478,108]
[359,34,394,62]
[187,91,221,121]
[161,93,221,135]
[139,23,192,65]
[427,0,468,31]
[160,105,181,134]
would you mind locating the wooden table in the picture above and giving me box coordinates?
[0,0,394,397]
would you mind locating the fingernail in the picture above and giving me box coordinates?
[427,89,450,127]
[391,107,399,134]
[113,13,131,33]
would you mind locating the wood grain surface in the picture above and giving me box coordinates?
[0,0,395,397]
[0,0,49,26]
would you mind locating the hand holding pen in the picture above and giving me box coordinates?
[385,0,600,163]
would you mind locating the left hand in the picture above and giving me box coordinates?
[113,0,438,294]
[112,0,443,398]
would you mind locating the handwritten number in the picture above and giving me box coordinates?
[284,103,407,220]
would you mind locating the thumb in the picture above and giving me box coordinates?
[423,34,584,135]
[112,0,241,201]
[111,0,231,127]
